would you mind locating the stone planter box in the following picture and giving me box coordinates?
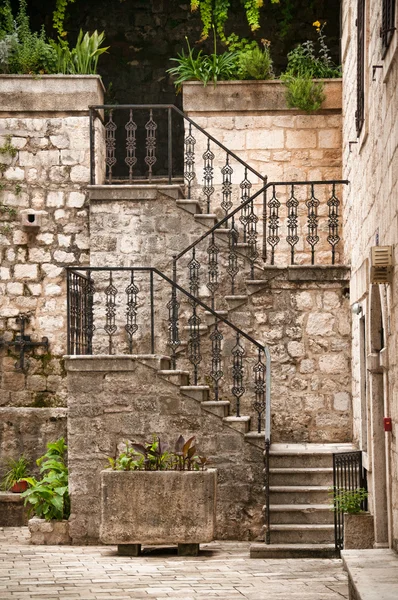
[0,492,29,526]
[182,79,342,114]
[344,513,374,549]
[100,469,217,555]
[28,517,71,545]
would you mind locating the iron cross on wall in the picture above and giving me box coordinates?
[0,313,49,371]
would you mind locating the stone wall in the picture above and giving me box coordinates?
[341,0,398,549]
[182,80,343,266]
[65,356,264,544]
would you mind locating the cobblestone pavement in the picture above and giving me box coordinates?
[0,528,348,600]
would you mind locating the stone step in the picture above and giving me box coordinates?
[244,431,264,448]
[250,543,337,559]
[269,523,335,545]
[136,354,171,371]
[194,213,217,227]
[182,325,209,333]
[269,503,335,524]
[225,294,248,309]
[245,279,268,294]
[203,310,228,326]
[176,199,202,215]
[180,385,210,402]
[222,415,250,434]
[269,443,357,468]
[270,485,331,505]
[158,370,190,386]
[270,467,334,486]
[201,400,230,418]
[214,228,230,237]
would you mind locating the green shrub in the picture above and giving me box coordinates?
[0,455,30,491]
[330,487,368,514]
[237,43,274,80]
[21,437,70,521]
[282,74,326,112]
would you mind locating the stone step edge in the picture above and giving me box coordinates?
[269,504,333,511]
[270,467,333,473]
[249,543,338,559]
[270,486,330,492]
[270,524,334,530]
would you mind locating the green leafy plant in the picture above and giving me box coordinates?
[107,435,209,472]
[21,437,70,521]
[330,487,368,514]
[237,40,274,80]
[281,21,341,113]
[51,30,109,75]
[0,455,30,491]
[0,135,17,159]
[167,34,237,91]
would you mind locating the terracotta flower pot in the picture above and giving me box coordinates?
[10,480,28,493]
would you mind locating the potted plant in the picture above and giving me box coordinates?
[0,455,30,493]
[331,487,374,549]
[100,435,217,556]
[21,437,71,545]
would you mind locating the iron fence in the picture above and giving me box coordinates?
[332,451,368,550]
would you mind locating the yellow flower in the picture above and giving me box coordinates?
[313,20,321,28]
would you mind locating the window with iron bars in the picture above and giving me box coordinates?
[356,0,365,137]
[381,0,396,56]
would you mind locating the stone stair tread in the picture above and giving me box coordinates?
[204,310,228,316]
[202,400,230,406]
[270,443,357,454]
[223,416,250,423]
[158,370,190,376]
[245,279,268,284]
[270,524,334,530]
[270,467,333,473]
[194,213,217,219]
[270,485,330,492]
[225,295,248,300]
[250,543,337,559]
[182,325,209,331]
[181,385,210,391]
[270,504,332,511]
[214,228,229,235]
[245,432,264,439]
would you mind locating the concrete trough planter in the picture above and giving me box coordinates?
[343,513,374,549]
[100,469,217,556]
[28,517,71,545]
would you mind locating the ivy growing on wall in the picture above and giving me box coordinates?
[53,0,76,36]
[191,0,280,42]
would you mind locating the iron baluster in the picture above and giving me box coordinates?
[227,216,239,295]
[184,122,196,200]
[188,300,202,385]
[231,332,245,417]
[327,183,340,265]
[267,185,280,265]
[125,109,137,183]
[145,109,157,183]
[264,439,271,544]
[207,233,219,310]
[286,184,299,265]
[125,271,139,354]
[221,154,233,220]
[247,199,259,279]
[306,183,320,265]
[253,349,267,434]
[210,319,223,402]
[167,260,180,369]
[262,188,267,262]
[69,271,77,354]
[239,167,252,242]
[333,451,366,550]
[188,248,200,301]
[104,271,118,355]
[105,109,117,184]
[85,271,95,355]
[202,139,215,213]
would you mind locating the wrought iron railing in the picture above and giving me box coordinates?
[332,451,368,551]
[89,104,266,215]
[174,179,348,311]
[66,266,271,435]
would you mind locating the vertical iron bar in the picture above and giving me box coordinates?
[125,108,137,183]
[105,270,117,355]
[66,270,71,354]
[168,257,180,369]
[286,184,299,265]
[207,233,219,311]
[306,183,320,265]
[150,270,155,354]
[221,153,233,221]
[262,188,267,262]
[203,139,215,213]
[145,109,157,183]
[210,318,223,402]
[188,300,201,385]
[86,270,94,355]
[125,270,139,354]
[184,123,196,200]
[227,216,239,295]
[253,348,266,433]
[239,167,252,242]
[105,109,117,184]
[264,439,270,544]
[268,185,280,266]
[168,107,173,184]
[231,332,245,417]
[247,199,259,280]
[327,183,340,265]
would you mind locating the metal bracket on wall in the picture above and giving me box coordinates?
[349,141,358,152]
[0,313,49,371]
[372,65,383,81]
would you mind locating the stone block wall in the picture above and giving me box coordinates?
[182,80,343,266]
[341,0,398,549]
[0,76,104,411]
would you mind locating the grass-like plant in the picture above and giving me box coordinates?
[237,42,274,80]
[107,435,209,472]
[21,437,70,521]
[0,455,30,491]
[51,30,109,75]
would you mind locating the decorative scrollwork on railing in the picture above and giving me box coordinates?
[203,139,215,213]
[184,123,196,199]
[227,216,239,295]
[239,167,252,241]
[85,274,95,355]
[232,332,245,417]
[253,349,267,433]
[104,271,118,354]
[221,154,233,217]
[306,184,320,265]
[267,185,280,265]
[286,184,299,264]
[210,319,223,402]
[125,271,139,353]
[105,110,117,183]
[207,233,219,310]
[327,183,340,265]
[188,248,200,301]
[125,109,137,183]
[167,288,180,369]
[188,301,202,385]
[247,200,259,278]
[145,109,157,182]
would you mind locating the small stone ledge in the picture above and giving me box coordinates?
[64,354,170,372]
[88,184,184,201]
[261,265,350,283]
[0,492,29,526]
[341,549,398,600]
[0,407,67,419]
